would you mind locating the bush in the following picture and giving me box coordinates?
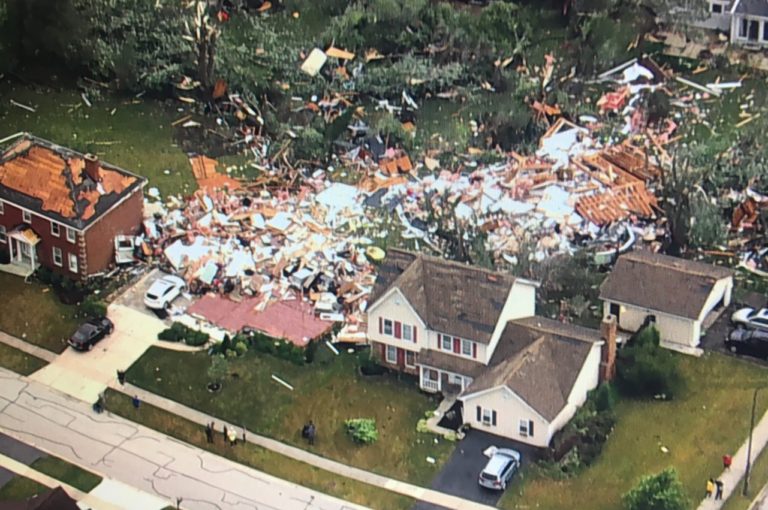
[247,329,305,365]
[37,266,55,285]
[595,382,618,413]
[345,418,379,444]
[234,341,248,356]
[623,467,689,510]
[207,355,229,384]
[81,295,107,318]
[157,322,209,346]
[616,327,682,399]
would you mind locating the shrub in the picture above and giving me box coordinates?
[81,295,107,318]
[623,467,688,510]
[207,356,229,384]
[157,322,209,346]
[234,342,248,357]
[36,266,52,284]
[595,382,618,413]
[616,327,682,399]
[247,329,305,365]
[345,418,379,444]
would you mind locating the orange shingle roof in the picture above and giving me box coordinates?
[0,135,143,226]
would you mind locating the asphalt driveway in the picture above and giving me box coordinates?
[700,291,765,360]
[412,429,541,510]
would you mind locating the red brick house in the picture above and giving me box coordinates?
[0,133,146,279]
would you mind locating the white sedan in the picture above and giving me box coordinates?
[731,307,768,332]
[144,274,186,310]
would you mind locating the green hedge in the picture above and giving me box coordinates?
[158,322,209,346]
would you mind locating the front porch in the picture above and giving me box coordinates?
[0,227,41,278]
[418,364,473,395]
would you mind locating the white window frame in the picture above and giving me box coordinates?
[482,408,493,425]
[709,0,727,14]
[66,227,76,243]
[462,339,472,357]
[383,319,393,336]
[385,345,397,364]
[402,324,412,342]
[0,225,6,243]
[68,253,78,273]
[52,247,63,267]
[519,419,533,437]
[51,222,60,237]
[441,335,452,351]
[451,374,462,385]
[405,350,416,368]
[22,210,31,224]
[0,200,4,214]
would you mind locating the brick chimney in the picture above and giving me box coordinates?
[600,314,617,383]
[84,153,101,182]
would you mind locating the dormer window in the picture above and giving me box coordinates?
[22,210,31,223]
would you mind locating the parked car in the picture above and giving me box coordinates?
[730,307,768,331]
[478,448,521,490]
[144,274,186,310]
[68,317,114,351]
[725,328,768,359]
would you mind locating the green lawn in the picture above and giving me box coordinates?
[0,343,47,375]
[104,389,414,510]
[0,273,79,353]
[125,345,452,486]
[502,352,768,510]
[0,81,196,198]
[0,476,48,501]
[30,456,102,493]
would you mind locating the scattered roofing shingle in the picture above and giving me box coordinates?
[371,249,516,344]
[599,251,733,319]
[0,134,145,229]
[462,317,599,421]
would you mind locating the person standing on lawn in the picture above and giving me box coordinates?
[706,478,715,498]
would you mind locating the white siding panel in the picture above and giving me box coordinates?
[461,387,551,447]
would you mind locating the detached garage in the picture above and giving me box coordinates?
[600,251,733,355]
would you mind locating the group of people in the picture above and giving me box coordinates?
[705,454,733,500]
[205,422,244,446]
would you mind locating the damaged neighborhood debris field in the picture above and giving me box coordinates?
[2,1,768,509]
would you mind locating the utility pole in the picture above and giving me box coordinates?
[744,387,762,496]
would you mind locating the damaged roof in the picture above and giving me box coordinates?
[462,317,599,421]
[600,251,733,319]
[371,249,516,344]
[0,134,146,230]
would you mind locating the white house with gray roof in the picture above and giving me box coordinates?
[692,0,768,45]
[367,249,616,446]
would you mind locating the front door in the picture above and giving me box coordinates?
[15,239,32,267]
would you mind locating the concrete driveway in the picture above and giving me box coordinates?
[29,303,165,402]
[412,430,541,510]
[113,268,193,321]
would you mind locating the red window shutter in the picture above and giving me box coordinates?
[437,333,441,348]
[476,406,481,422]
[453,338,460,353]
[397,348,404,366]
[378,317,382,334]
[380,343,385,359]
[413,326,417,343]
[492,410,497,426]
[529,420,534,436]
[394,321,402,339]
[472,342,477,359]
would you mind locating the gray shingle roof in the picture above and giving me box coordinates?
[599,251,732,320]
[370,249,516,344]
[461,317,599,421]
[734,0,768,17]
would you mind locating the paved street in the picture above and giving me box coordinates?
[0,367,367,510]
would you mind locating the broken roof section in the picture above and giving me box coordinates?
[189,155,241,192]
[0,133,146,229]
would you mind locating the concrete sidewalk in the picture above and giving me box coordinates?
[0,331,57,362]
[698,408,768,510]
[113,381,496,510]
